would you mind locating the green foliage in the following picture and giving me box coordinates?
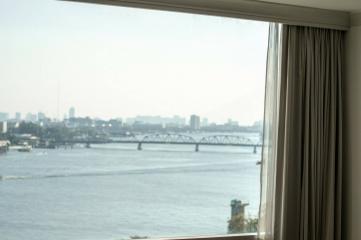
[228,213,258,233]
[16,122,43,136]
[129,236,149,239]
[43,126,74,142]
[7,122,78,143]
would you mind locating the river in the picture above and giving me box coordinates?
[0,132,261,240]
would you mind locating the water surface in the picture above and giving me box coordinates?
[0,138,260,240]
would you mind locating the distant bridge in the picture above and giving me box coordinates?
[67,134,262,153]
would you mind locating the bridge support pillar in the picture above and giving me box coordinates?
[253,146,257,154]
[137,142,142,151]
[195,144,199,152]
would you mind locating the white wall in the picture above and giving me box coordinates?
[344,13,361,240]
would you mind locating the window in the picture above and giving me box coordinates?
[0,1,268,240]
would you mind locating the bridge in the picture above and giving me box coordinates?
[70,134,262,153]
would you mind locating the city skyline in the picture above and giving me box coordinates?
[0,108,262,126]
[0,0,268,125]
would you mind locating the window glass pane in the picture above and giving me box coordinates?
[0,1,268,239]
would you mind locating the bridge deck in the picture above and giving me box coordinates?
[111,140,261,147]
[64,134,262,149]
[68,140,261,147]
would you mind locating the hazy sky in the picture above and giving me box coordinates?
[0,0,269,124]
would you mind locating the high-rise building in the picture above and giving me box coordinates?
[201,118,209,127]
[69,107,75,119]
[0,112,9,121]
[0,121,7,133]
[25,113,37,122]
[38,112,46,121]
[190,114,201,130]
[227,119,239,126]
[15,112,21,121]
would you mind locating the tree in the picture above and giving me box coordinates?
[228,212,258,233]
[16,122,43,136]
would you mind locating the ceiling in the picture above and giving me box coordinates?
[254,0,361,13]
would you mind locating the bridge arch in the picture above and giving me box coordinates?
[199,135,255,145]
[141,133,197,144]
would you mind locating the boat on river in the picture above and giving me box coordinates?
[0,140,10,153]
[18,143,32,152]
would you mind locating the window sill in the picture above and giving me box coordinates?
[154,233,256,240]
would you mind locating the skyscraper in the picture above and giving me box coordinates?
[190,115,201,130]
[0,121,7,133]
[15,112,21,121]
[38,112,46,121]
[69,107,75,119]
[201,118,209,127]
[0,112,9,121]
[25,113,37,122]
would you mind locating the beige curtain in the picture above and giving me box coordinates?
[259,24,344,240]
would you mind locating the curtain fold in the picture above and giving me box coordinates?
[259,24,344,240]
[258,23,282,240]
